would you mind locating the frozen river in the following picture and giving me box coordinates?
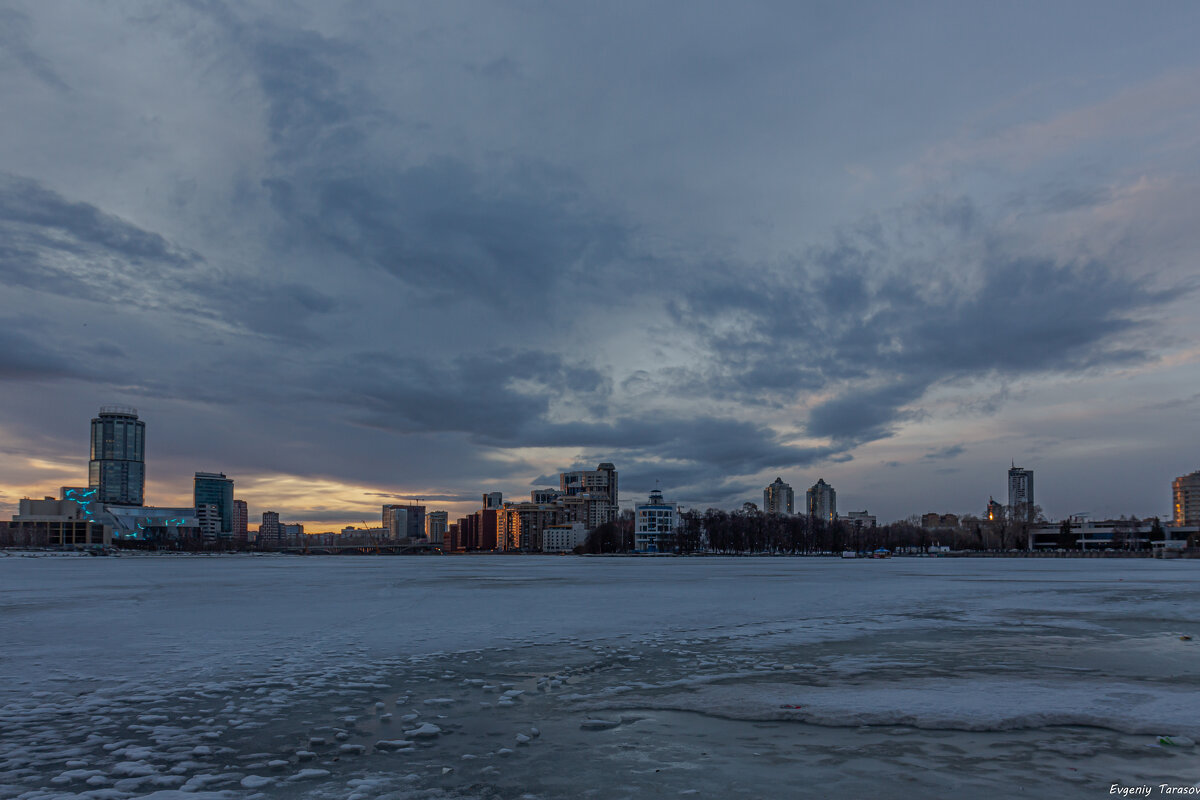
[2,554,1199,799]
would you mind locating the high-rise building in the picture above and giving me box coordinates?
[425,510,448,544]
[496,501,562,552]
[1174,470,1200,526]
[477,508,499,550]
[763,477,794,515]
[260,511,281,546]
[382,504,426,539]
[560,463,618,508]
[89,406,145,506]
[559,494,617,529]
[445,522,461,551]
[194,472,234,537]
[1008,463,1035,516]
[232,499,248,545]
[385,507,408,540]
[482,492,503,509]
[806,479,837,523]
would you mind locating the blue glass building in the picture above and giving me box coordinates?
[89,406,145,506]
[194,472,234,536]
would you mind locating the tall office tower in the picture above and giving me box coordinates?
[89,406,145,506]
[386,508,407,539]
[763,477,794,515]
[806,479,837,523]
[1174,470,1200,526]
[1008,463,1035,516]
[560,462,618,507]
[425,510,448,544]
[260,511,281,546]
[232,499,248,544]
[382,504,426,539]
[482,492,503,509]
[194,472,234,537]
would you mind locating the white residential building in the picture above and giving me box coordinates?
[845,510,877,529]
[635,489,679,553]
[196,503,221,540]
[542,522,587,553]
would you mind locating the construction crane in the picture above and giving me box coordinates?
[362,520,381,555]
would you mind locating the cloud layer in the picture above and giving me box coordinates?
[1,1,1198,523]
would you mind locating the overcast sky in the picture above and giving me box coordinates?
[2,1,1198,528]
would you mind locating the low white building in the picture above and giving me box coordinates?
[542,522,587,553]
[196,503,221,540]
[635,489,679,553]
[1028,516,1197,551]
[845,510,877,529]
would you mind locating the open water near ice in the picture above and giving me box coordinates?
[2,554,1200,799]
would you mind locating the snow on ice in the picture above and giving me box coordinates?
[2,555,1200,798]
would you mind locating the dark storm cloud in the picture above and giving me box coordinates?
[264,159,630,302]
[669,196,1173,446]
[0,173,195,282]
[5,1,1199,523]
[0,323,105,381]
[178,3,632,304]
[622,359,828,409]
[0,174,336,340]
[806,380,928,444]
[329,348,612,440]
[496,416,830,473]
[325,348,829,494]
[180,0,371,159]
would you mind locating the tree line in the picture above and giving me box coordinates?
[574,503,1116,555]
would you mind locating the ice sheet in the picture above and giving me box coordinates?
[2,554,1199,799]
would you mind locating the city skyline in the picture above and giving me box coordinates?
[9,402,1187,534]
[2,3,1199,527]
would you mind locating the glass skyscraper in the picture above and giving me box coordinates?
[1008,463,1035,517]
[89,406,145,506]
[194,472,234,536]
